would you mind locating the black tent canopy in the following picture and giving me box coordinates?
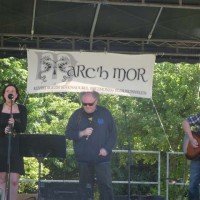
[0,0,200,63]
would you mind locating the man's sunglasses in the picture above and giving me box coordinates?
[82,101,96,106]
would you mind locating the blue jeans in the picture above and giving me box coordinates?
[78,161,114,200]
[189,159,200,200]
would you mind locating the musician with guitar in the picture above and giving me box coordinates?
[182,113,200,200]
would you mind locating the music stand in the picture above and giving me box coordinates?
[19,134,66,200]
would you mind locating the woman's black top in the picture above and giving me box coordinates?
[0,103,27,174]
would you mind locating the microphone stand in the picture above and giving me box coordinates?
[6,98,13,200]
[122,105,133,200]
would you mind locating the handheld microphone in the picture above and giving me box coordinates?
[8,94,14,100]
[86,117,93,140]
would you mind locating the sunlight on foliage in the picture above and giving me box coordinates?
[0,58,200,198]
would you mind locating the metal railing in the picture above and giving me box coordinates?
[166,151,189,200]
[19,150,192,199]
[20,149,161,197]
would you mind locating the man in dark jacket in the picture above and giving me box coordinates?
[65,91,117,200]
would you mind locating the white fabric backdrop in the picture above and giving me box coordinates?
[27,49,155,98]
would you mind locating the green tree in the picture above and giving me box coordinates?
[0,58,200,199]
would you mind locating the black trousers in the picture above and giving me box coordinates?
[78,161,114,200]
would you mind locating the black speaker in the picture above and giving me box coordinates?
[114,195,164,200]
[40,182,80,200]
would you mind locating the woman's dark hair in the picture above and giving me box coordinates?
[2,84,20,102]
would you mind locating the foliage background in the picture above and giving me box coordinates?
[0,58,200,199]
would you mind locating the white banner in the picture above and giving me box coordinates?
[27,49,155,98]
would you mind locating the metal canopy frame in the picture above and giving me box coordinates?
[0,0,200,63]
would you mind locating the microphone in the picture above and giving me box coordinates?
[86,116,93,140]
[8,94,14,100]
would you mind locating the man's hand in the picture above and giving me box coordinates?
[79,127,93,139]
[99,148,107,156]
[190,137,199,148]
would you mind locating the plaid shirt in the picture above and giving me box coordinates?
[186,113,200,132]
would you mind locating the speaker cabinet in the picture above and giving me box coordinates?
[39,182,164,200]
[40,182,80,200]
[114,195,164,200]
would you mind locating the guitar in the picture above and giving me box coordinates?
[183,132,200,160]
